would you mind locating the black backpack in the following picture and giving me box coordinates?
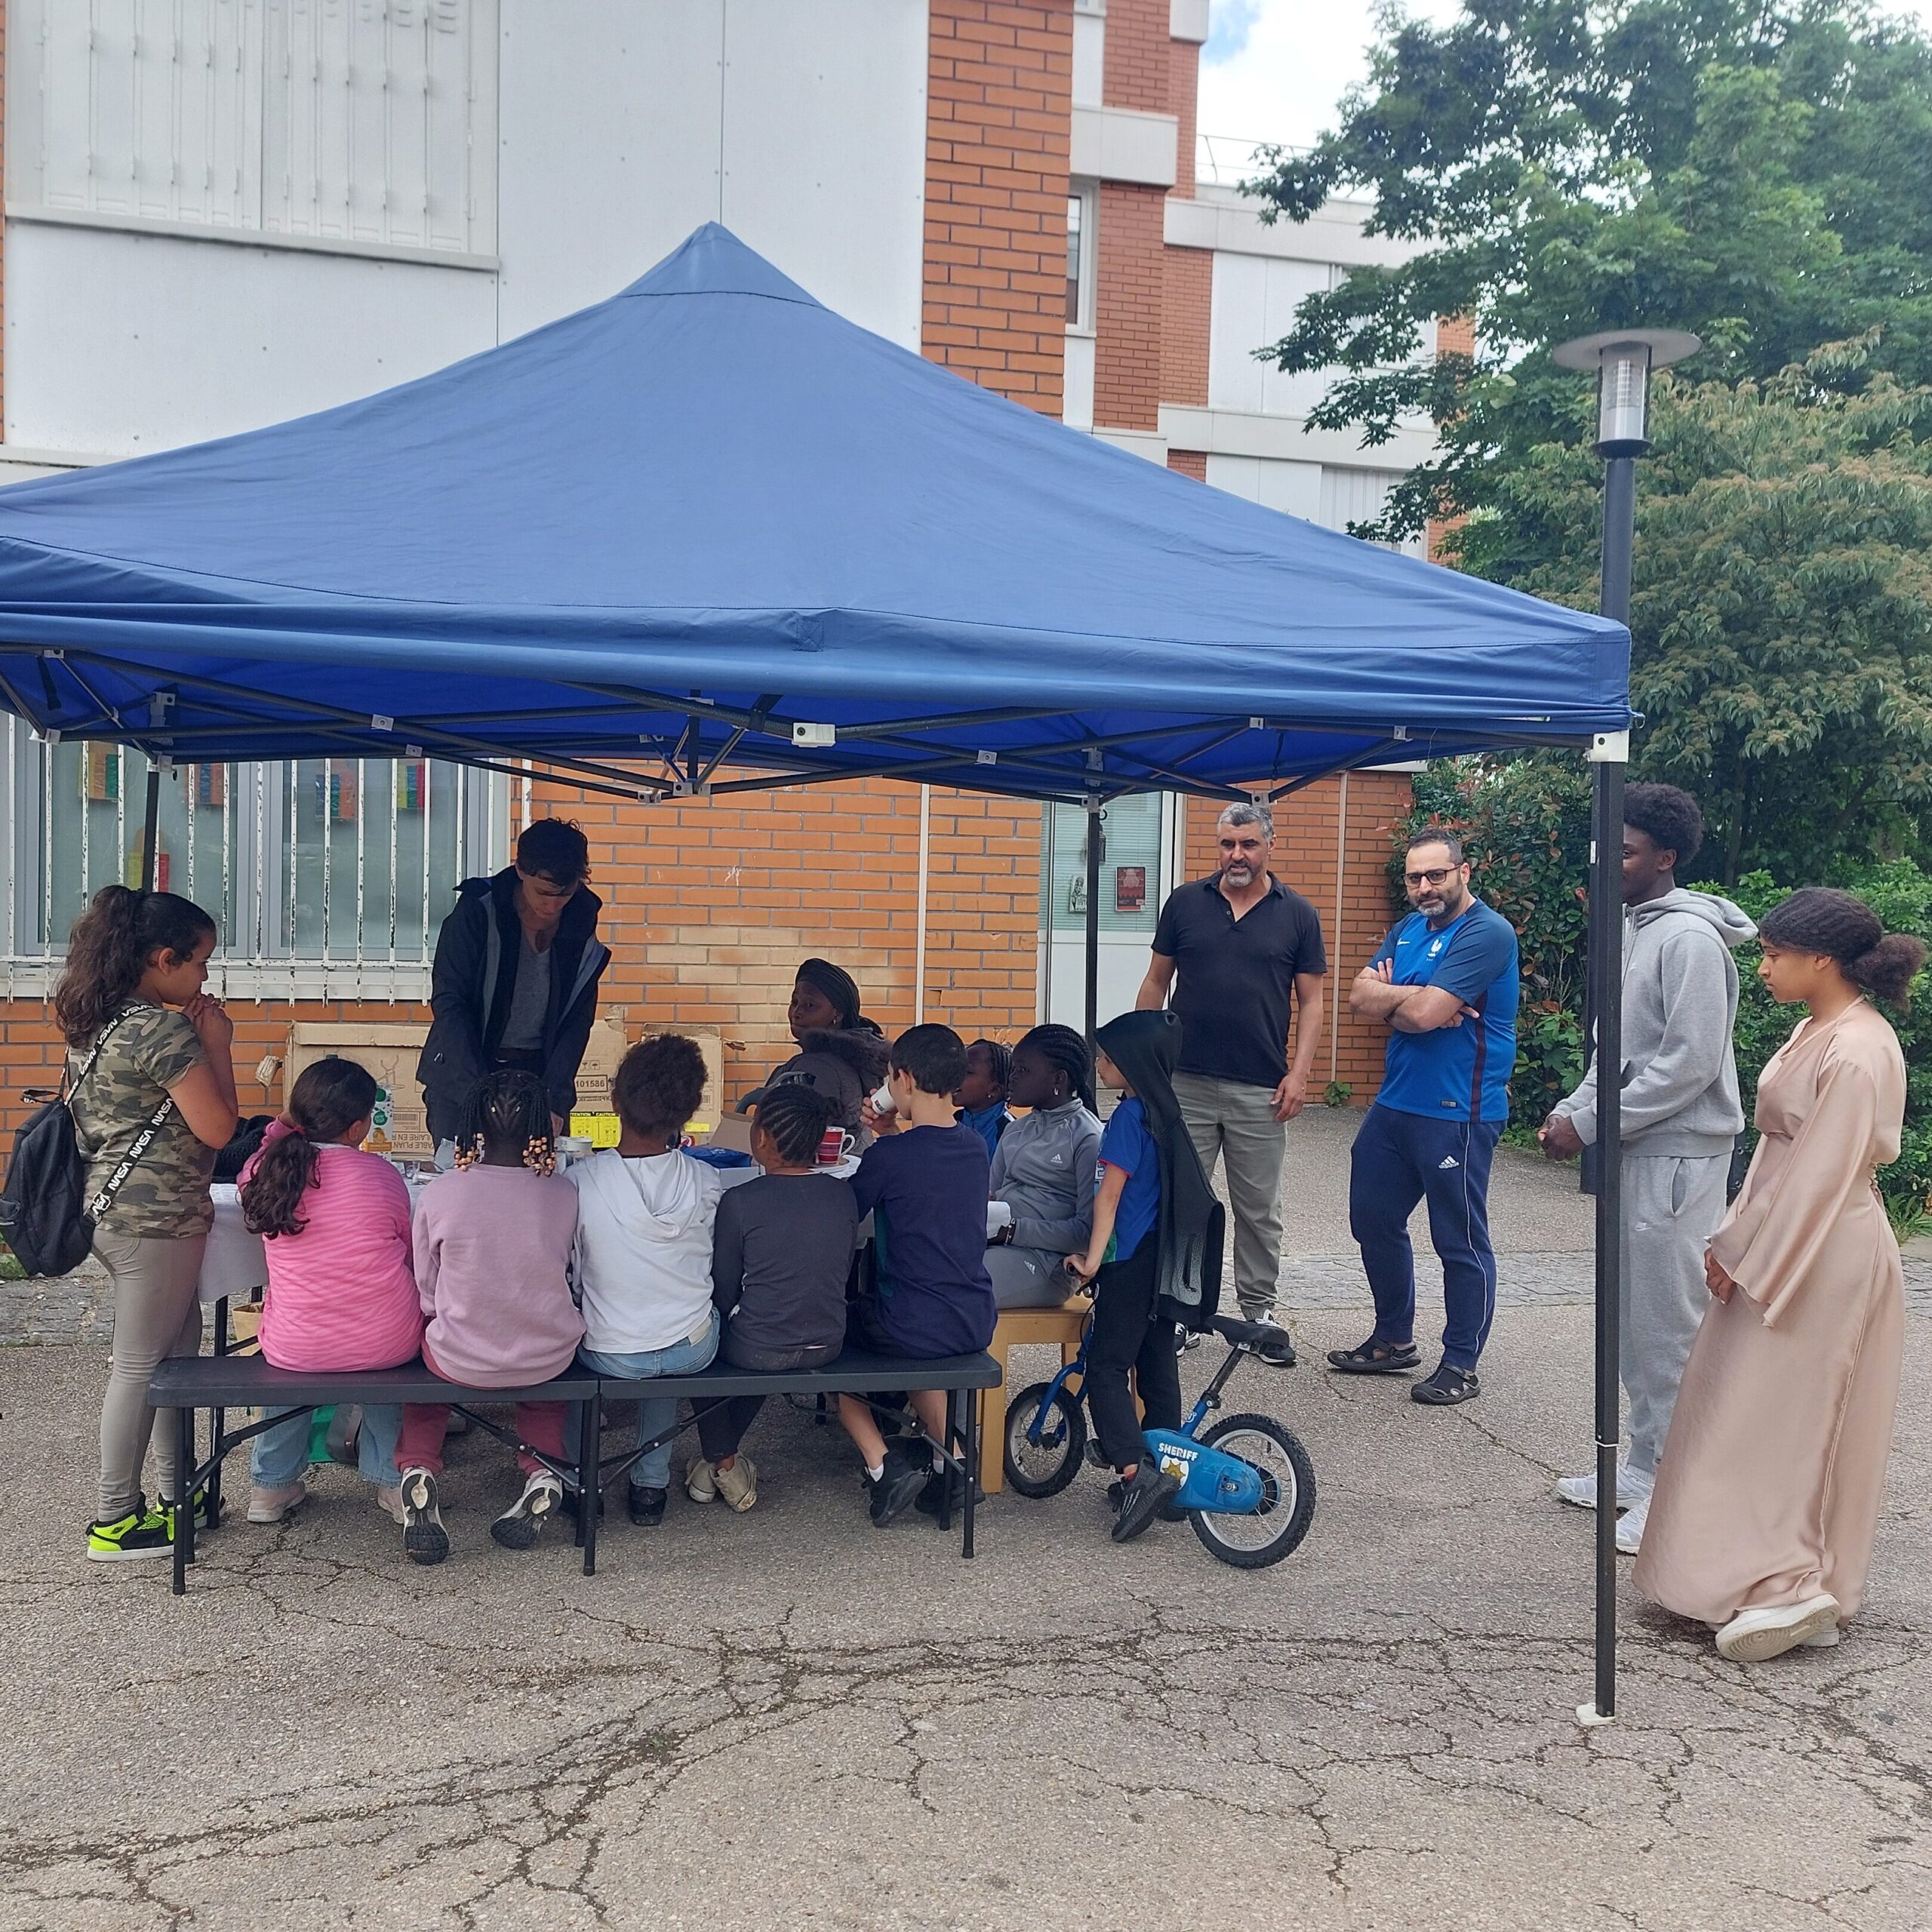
[0,1012,172,1278]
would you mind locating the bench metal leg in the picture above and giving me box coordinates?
[937,1391,956,1535]
[961,1386,978,1559]
[581,1389,600,1578]
[172,1404,193,1595]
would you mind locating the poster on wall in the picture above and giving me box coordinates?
[1115,865,1146,913]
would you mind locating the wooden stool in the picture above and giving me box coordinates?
[980,1298,1091,1496]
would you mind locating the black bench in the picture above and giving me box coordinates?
[148,1348,1000,1595]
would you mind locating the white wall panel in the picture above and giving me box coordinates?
[1209,251,1332,416]
[1204,454,1321,520]
[497,0,926,349]
[1062,331,1096,430]
[5,223,496,454]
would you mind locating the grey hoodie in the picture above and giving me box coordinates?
[1553,888,1758,1159]
[989,1099,1103,1255]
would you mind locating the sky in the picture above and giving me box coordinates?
[1195,0,1932,155]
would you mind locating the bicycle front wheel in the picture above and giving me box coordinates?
[1003,1382,1086,1499]
[1189,1414,1316,1569]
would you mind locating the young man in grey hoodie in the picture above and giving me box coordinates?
[1538,784,1756,1553]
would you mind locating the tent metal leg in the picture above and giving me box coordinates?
[140,764,162,891]
[1083,804,1101,1051]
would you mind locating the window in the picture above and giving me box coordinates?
[1039,795,1164,938]
[9,0,499,261]
[1,724,505,998]
[1066,186,1097,333]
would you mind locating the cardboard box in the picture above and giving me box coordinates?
[284,1023,432,1158]
[635,1024,726,1137]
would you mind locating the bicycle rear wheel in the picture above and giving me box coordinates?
[1003,1383,1086,1499]
[1189,1414,1315,1569]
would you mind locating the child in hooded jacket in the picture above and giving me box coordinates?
[567,1035,722,1526]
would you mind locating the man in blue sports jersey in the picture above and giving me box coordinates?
[1331,831,1519,1405]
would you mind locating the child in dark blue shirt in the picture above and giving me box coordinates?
[843,1024,997,1525]
[1067,1009,1222,1543]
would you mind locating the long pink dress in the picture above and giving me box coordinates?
[1633,1000,1907,1627]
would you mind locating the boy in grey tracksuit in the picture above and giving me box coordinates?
[1539,785,1755,1548]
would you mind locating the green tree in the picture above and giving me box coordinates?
[1245,1,1932,874]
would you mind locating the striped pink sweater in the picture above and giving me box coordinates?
[242,1122,424,1372]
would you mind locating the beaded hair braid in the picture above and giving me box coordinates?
[451,1067,557,1174]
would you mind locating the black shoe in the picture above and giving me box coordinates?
[560,1485,606,1524]
[1326,1337,1420,1375]
[627,1484,669,1527]
[1108,1475,1187,1524]
[398,1467,449,1566]
[866,1447,930,1526]
[1110,1460,1183,1543]
[913,1465,986,1518]
[1412,1361,1481,1406]
[1254,1318,1297,1367]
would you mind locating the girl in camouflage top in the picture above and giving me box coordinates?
[59,888,239,1562]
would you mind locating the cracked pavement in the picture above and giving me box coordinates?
[2,1126,1927,1929]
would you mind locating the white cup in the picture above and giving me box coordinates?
[869,1081,897,1117]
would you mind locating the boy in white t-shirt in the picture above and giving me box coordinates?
[567,1035,721,1525]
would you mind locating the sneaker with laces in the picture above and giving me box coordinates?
[1555,1466,1653,1512]
[685,1458,719,1504]
[398,1466,449,1565]
[866,1446,930,1526]
[491,1470,565,1550]
[1715,1594,1841,1662]
[714,1456,758,1513]
[85,1499,173,1562]
[1110,1460,1183,1543]
[374,1485,406,1527]
[913,1463,982,1519]
[248,1481,308,1525]
[628,1484,669,1527]
[1252,1316,1297,1367]
[1614,1493,1649,1555]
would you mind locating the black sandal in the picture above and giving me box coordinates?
[1325,1337,1420,1376]
[1411,1361,1481,1405]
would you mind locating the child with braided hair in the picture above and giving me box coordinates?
[984,1024,1103,1309]
[394,1068,583,1564]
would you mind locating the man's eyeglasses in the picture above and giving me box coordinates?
[1404,866,1458,888]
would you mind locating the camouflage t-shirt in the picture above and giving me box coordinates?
[69,1003,215,1239]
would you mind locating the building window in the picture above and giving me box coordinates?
[1066,186,1097,333]
[9,0,499,260]
[1,724,505,997]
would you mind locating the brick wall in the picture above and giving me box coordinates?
[922,0,1073,414]
[1426,313,1475,561]
[1166,449,1207,480]
[1094,180,1166,430]
[1180,774,1414,1102]
[1100,0,1171,111]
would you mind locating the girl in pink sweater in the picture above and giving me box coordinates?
[394,1069,583,1565]
[238,1056,423,1527]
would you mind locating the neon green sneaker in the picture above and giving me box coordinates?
[161,1493,210,1537]
[87,1500,174,1562]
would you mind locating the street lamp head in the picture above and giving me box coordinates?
[1552,328,1702,457]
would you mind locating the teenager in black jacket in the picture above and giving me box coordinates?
[417,820,611,1144]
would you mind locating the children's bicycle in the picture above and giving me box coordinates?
[1003,1311,1316,1569]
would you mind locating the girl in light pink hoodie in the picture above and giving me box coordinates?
[393,1069,583,1565]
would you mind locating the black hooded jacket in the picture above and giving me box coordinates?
[1094,1011,1223,1330]
[417,868,609,1140]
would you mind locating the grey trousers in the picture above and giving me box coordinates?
[986,1242,1075,1310]
[94,1227,208,1522]
[1173,1071,1287,1320]
[1623,1152,1730,1481]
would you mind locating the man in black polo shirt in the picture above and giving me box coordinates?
[1137,801,1326,1358]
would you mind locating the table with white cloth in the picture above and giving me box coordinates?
[199,1174,437,1306]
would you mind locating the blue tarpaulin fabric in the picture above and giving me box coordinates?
[0,224,1629,801]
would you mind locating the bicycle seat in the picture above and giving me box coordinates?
[1206,1315,1277,1351]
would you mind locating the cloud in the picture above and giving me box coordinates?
[1204,0,1263,66]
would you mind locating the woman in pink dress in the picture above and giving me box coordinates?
[1634,889,1924,1661]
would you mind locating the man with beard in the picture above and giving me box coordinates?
[1334,831,1518,1405]
[1137,801,1326,1359]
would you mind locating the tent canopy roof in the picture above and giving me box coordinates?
[0,224,1628,804]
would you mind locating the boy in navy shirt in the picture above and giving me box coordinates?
[1335,832,1518,1405]
[841,1025,997,1524]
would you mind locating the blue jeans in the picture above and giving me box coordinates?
[1349,1103,1503,1372]
[251,1404,404,1489]
[570,1313,720,1491]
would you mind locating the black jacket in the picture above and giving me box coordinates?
[417,869,610,1140]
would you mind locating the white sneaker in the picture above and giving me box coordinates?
[686,1458,718,1504]
[1715,1594,1842,1662]
[1555,1465,1653,1512]
[374,1485,405,1526]
[247,1481,307,1525]
[1614,1494,1648,1555]
[490,1470,564,1551]
[714,1454,758,1513]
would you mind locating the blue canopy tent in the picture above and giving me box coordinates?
[0,224,1632,1717]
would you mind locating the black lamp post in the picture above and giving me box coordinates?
[1551,328,1699,1726]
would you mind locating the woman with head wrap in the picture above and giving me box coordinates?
[741,958,889,1134]
[984,1025,1104,1309]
